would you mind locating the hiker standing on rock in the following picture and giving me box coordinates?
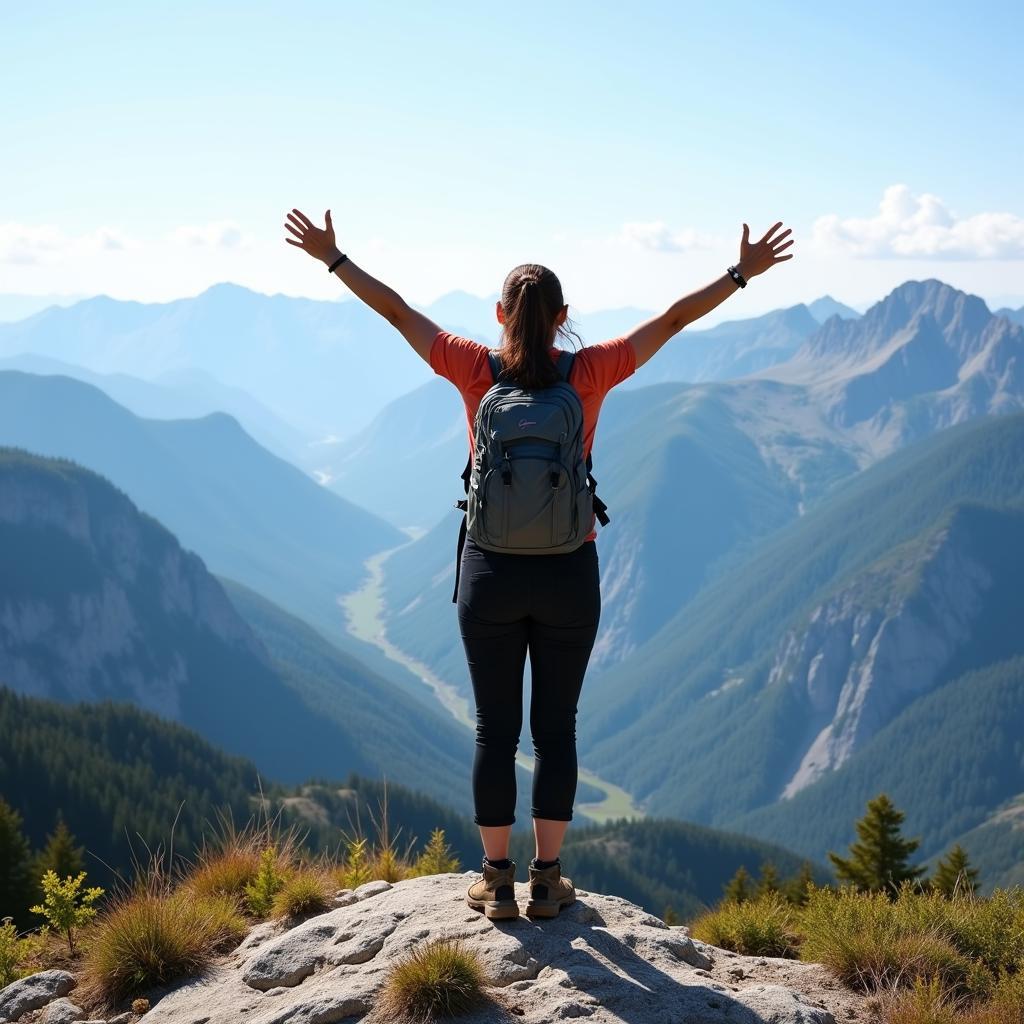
[285,207,793,920]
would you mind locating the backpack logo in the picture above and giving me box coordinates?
[518,418,537,429]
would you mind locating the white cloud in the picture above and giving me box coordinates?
[618,220,716,253]
[812,184,1024,259]
[166,220,247,248]
[0,223,139,265]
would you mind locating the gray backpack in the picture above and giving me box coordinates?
[452,349,609,601]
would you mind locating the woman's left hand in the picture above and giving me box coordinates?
[284,207,340,264]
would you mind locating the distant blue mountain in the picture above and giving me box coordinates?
[0,371,403,637]
[0,283,435,440]
[807,294,861,323]
[0,353,309,464]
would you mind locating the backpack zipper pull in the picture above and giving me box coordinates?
[502,449,512,485]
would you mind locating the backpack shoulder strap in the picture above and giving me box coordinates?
[487,351,503,384]
[554,349,575,383]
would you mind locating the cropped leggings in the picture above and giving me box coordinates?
[456,534,601,827]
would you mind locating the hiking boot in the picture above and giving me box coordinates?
[525,857,576,918]
[466,857,519,920]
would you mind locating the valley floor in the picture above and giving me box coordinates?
[338,540,643,824]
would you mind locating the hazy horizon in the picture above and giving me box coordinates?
[3,2,1022,319]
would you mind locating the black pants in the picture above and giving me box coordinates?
[456,534,601,827]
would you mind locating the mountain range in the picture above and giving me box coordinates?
[0,448,476,810]
[3,275,1023,893]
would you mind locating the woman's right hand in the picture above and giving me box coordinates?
[738,221,794,279]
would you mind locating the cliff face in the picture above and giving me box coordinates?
[765,505,1003,799]
[0,450,268,720]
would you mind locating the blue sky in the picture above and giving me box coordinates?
[3,0,1023,321]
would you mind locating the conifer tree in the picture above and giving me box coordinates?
[410,828,460,876]
[782,861,816,906]
[33,815,85,894]
[828,793,926,896]
[0,798,34,927]
[930,843,980,898]
[723,864,752,904]
[754,860,781,897]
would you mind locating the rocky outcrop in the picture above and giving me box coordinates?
[131,872,845,1024]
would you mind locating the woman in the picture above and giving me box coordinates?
[285,208,794,920]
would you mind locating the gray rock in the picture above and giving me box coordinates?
[139,873,837,1024]
[40,997,87,1023]
[107,1014,136,1024]
[349,879,391,900]
[0,969,77,1021]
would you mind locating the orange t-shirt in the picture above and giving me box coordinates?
[429,330,637,543]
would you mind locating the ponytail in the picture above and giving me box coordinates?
[498,264,582,388]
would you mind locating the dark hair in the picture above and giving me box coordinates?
[497,263,583,388]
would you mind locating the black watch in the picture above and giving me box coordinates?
[727,265,747,288]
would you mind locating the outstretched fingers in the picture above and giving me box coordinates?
[290,208,315,230]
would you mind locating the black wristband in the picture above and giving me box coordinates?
[727,265,747,288]
[327,252,348,274]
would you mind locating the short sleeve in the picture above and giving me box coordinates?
[429,330,491,392]
[572,337,636,396]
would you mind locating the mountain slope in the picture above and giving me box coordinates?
[726,656,1024,893]
[616,303,823,387]
[574,414,1024,860]
[0,370,402,638]
[0,448,474,809]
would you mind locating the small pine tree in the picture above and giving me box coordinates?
[339,836,373,890]
[828,793,927,897]
[662,905,681,926]
[33,816,85,899]
[754,860,781,897]
[782,861,816,906]
[0,799,34,928]
[29,870,104,954]
[723,864,753,904]
[244,847,286,917]
[930,843,980,898]
[411,829,461,877]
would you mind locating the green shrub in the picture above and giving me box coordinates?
[690,890,800,957]
[796,882,993,1000]
[876,972,966,1024]
[377,937,489,1023]
[0,919,23,988]
[29,870,104,955]
[938,888,1024,976]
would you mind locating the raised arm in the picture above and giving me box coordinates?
[284,208,441,364]
[625,221,795,370]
